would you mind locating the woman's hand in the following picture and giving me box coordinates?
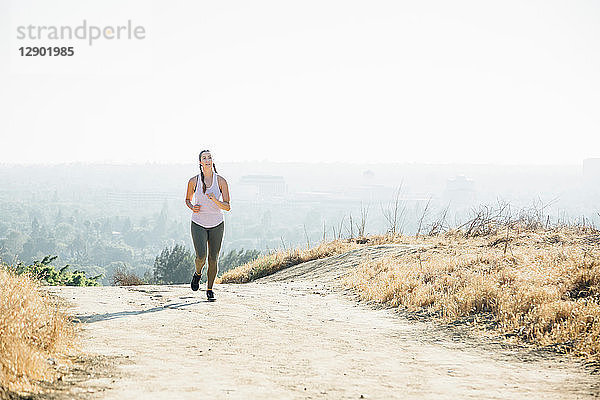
[206,193,230,211]
[192,204,201,212]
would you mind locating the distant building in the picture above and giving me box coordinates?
[106,192,178,207]
[583,158,600,182]
[583,158,600,197]
[238,175,287,198]
[444,175,475,204]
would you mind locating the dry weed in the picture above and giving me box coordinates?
[217,221,600,360]
[343,227,600,359]
[111,268,145,286]
[0,268,75,398]
[218,240,361,284]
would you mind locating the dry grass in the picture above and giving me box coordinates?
[217,239,361,284]
[217,205,600,360]
[343,227,600,360]
[111,268,145,286]
[0,267,75,398]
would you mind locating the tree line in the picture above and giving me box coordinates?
[0,200,261,285]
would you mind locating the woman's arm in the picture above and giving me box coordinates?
[207,176,231,211]
[185,177,201,212]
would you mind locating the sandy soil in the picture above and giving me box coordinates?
[48,244,599,399]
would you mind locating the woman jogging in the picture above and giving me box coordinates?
[185,150,231,301]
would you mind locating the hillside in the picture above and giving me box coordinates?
[222,227,600,361]
[22,240,600,399]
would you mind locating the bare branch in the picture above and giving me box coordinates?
[416,196,432,237]
[337,215,346,240]
[381,183,405,235]
[358,202,369,238]
[348,213,354,239]
[428,203,449,236]
[303,224,310,249]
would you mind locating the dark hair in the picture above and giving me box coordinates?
[198,150,218,194]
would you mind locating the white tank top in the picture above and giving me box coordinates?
[191,173,224,228]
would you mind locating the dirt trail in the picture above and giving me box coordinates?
[50,245,599,399]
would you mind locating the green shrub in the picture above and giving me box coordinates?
[152,244,194,284]
[6,255,102,286]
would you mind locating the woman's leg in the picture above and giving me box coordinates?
[190,221,208,276]
[206,222,225,290]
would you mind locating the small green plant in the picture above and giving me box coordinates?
[6,255,102,286]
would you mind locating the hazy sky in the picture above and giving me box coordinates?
[0,0,599,165]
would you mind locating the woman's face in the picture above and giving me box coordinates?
[199,151,213,169]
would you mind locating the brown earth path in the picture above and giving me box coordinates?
[49,244,599,399]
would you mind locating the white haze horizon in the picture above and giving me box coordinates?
[0,160,589,167]
[1,0,599,165]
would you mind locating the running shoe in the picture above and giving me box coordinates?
[206,289,215,301]
[190,273,200,291]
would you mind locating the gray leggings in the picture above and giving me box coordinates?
[190,221,224,290]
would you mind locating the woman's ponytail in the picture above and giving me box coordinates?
[200,168,206,194]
